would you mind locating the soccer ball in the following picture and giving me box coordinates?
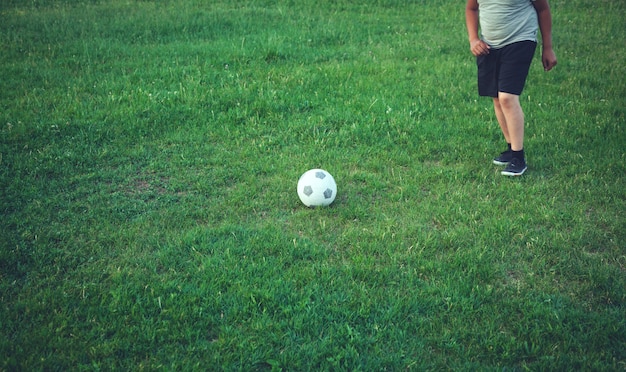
[297,169,337,207]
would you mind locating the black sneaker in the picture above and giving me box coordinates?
[501,157,527,176]
[492,150,513,165]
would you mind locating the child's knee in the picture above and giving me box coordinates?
[497,92,520,109]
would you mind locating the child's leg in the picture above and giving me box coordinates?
[496,92,524,151]
[493,41,535,154]
[492,97,510,145]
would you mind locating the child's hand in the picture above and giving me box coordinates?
[542,47,557,71]
[470,39,490,57]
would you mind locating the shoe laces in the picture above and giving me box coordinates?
[508,157,525,167]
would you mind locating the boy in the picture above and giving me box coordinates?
[465,0,557,176]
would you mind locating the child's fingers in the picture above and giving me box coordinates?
[470,40,490,56]
[542,50,557,71]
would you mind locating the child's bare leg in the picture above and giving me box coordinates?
[496,92,524,151]
[492,97,510,144]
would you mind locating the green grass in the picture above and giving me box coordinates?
[1,0,624,370]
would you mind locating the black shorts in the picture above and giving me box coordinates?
[477,40,537,97]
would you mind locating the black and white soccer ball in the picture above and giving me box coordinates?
[297,169,337,207]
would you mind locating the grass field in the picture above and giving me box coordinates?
[1,0,624,370]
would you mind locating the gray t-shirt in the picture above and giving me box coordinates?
[478,0,539,49]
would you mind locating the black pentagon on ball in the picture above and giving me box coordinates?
[303,185,313,196]
[323,188,333,199]
[315,171,326,179]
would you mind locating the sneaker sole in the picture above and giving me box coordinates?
[501,166,527,176]
[492,160,509,166]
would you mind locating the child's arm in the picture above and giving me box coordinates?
[533,0,558,71]
[465,0,490,56]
